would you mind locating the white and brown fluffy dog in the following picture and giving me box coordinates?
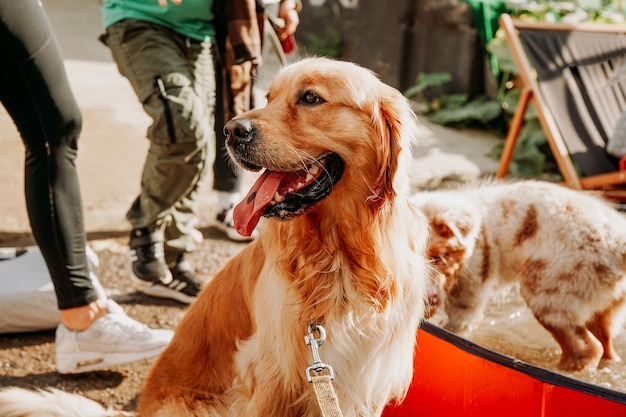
[0,57,430,417]
[412,179,626,372]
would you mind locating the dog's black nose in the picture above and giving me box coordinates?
[224,118,254,145]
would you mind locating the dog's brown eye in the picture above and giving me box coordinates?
[300,91,324,105]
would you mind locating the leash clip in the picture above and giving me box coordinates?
[304,323,335,382]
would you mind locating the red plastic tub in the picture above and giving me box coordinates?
[382,322,626,417]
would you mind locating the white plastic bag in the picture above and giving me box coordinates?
[0,246,101,333]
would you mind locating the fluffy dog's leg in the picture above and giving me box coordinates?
[587,307,623,361]
[539,322,603,372]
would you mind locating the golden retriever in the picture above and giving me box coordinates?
[0,57,430,417]
[412,179,626,372]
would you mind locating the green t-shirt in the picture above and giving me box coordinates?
[102,0,216,42]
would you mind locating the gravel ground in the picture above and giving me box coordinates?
[0,227,248,412]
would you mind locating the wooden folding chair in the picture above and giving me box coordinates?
[496,13,626,200]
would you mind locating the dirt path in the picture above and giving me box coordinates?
[0,229,246,412]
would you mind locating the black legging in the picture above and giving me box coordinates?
[0,0,98,310]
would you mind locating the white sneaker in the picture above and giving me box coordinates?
[55,300,173,374]
[215,206,259,242]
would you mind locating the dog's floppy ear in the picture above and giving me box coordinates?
[431,206,480,244]
[369,85,417,203]
[432,219,462,240]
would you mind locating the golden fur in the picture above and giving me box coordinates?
[137,58,430,416]
[412,180,626,372]
[0,58,429,417]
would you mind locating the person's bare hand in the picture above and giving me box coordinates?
[158,0,182,6]
[278,0,300,39]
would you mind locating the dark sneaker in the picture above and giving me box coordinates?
[129,228,172,285]
[215,206,259,242]
[139,257,204,304]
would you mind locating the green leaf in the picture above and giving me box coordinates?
[417,72,452,88]
[404,72,453,99]
[427,99,502,125]
[440,94,469,109]
[520,119,547,147]
[508,120,548,176]
[501,88,519,115]
[404,84,426,99]
[501,89,539,120]
[486,35,519,75]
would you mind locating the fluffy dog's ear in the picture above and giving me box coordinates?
[432,219,461,240]
[431,207,479,244]
[369,86,417,203]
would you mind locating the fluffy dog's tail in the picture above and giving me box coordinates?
[0,387,131,417]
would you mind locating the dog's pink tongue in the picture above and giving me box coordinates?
[233,170,285,236]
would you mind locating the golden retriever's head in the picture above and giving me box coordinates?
[224,57,419,236]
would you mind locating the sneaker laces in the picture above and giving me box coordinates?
[102,300,150,333]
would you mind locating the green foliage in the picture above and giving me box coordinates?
[509,1,624,24]
[301,26,343,58]
[485,35,517,76]
[405,0,624,179]
[485,31,552,177]
[427,97,502,127]
[404,72,453,106]
[488,119,547,176]
[403,63,552,178]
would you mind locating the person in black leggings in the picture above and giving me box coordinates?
[0,0,172,374]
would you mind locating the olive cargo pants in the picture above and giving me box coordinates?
[102,19,217,264]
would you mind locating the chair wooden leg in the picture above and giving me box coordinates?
[496,88,532,179]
